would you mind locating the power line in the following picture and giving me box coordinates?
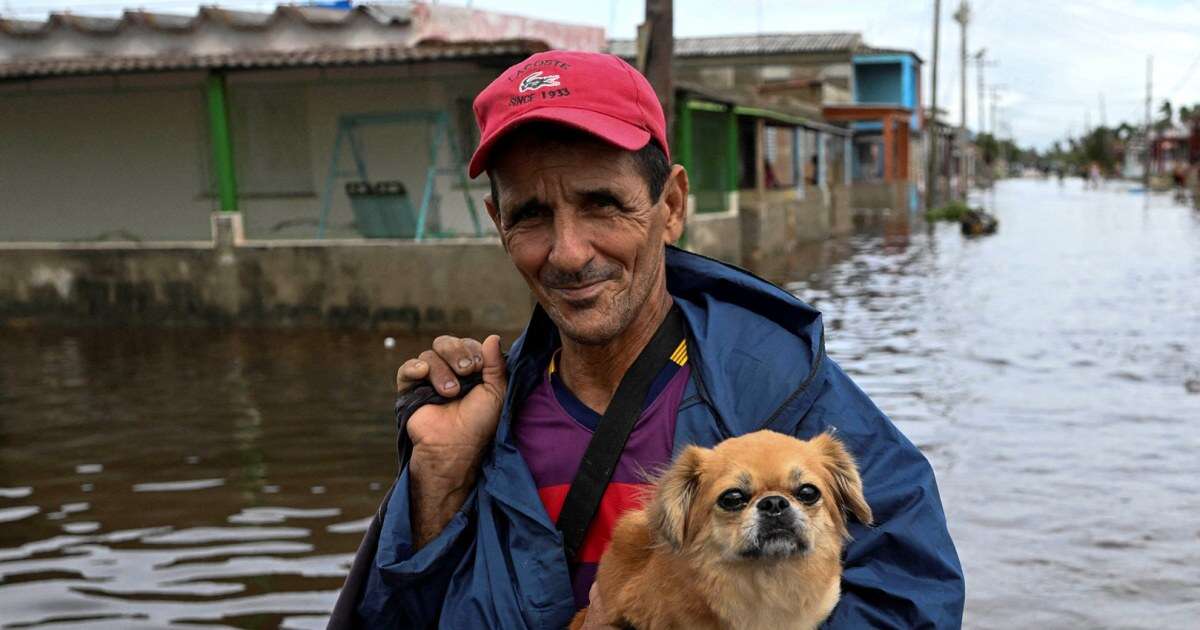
[1166,50,1200,99]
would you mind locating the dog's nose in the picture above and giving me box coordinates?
[756,495,790,516]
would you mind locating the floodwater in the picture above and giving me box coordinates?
[2,177,1198,628]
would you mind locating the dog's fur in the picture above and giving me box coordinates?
[570,430,872,630]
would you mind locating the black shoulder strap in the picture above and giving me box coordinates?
[555,306,686,561]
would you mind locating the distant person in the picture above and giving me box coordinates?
[1084,162,1099,189]
[328,51,964,630]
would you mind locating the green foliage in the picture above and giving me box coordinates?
[925,200,975,222]
[976,132,1033,167]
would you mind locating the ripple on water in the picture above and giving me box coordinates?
[140,527,310,545]
[0,506,41,523]
[131,478,225,493]
[227,507,341,525]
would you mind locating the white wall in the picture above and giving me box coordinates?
[0,62,501,242]
[0,72,216,242]
[233,63,496,240]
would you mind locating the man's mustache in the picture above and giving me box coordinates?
[539,261,621,289]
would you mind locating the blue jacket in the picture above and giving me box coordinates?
[333,247,965,629]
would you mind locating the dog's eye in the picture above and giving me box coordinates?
[794,484,821,505]
[717,489,749,511]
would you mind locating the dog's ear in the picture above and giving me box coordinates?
[812,433,873,532]
[648,445,708,551]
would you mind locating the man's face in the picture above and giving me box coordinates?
[485,133,686,345]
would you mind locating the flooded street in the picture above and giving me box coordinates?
[789,178,1200,628]
[2,177,1199,628]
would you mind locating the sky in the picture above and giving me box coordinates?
[4,0,1200,150]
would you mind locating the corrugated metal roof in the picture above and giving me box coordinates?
[607,32,864,59]
[857,46,924,63]
[0,39,546,80]
[0,5,413,38]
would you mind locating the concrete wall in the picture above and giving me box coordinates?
[829,183,854,236]
[0,63,498,243]
[231,64,497,241]
[0,73,216,242]
[686,209,741,266]
[0,215,532,331]
[849,181,913,212]
[737,186,837,274]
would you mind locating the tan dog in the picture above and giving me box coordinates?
[570,430,872,630]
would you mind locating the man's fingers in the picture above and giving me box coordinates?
[433,335,482,376]
[419,349,460,397]
[396,358,430,392]
[480,335,507,395]
[462,338,485,369]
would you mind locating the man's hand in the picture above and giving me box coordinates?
[398,334,507,548]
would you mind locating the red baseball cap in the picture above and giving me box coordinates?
[468,50,670,178]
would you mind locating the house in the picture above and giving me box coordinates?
[822,48,923,209]
[609,33,863,272]
[0,3,602,243]
[608,32,926,269]
[0,3,602,330]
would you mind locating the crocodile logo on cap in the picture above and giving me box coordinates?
[518,71,561,93]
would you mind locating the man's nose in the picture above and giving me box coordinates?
[547,210,592,272]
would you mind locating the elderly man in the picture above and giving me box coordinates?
[330,51,964,629]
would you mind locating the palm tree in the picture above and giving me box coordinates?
[1155,99,1174,132]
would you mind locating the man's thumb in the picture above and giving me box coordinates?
[480,334,507,398]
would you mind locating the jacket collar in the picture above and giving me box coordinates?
[501,246,827,438]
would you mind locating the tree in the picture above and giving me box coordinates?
[1154,99,1174,132]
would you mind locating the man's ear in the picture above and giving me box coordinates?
[483,188,506,249]
[648,444,707,550]
[661,164,689,245]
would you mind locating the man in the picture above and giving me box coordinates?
[330,51,964,629]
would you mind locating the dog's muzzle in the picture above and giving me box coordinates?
[740,495,807,559]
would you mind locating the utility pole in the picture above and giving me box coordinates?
[1143,55,1152,189]
[1099,92,1106,128]
[954,1,969,198]
[969,48,988,133]
[990,86,1000,141]
[927,0,942,208]
[638,0,674,134]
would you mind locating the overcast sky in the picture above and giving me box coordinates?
[5,0,1200,149]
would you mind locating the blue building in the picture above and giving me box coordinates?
[848,50,923,183]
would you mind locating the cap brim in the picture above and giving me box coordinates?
[468,107,652,178]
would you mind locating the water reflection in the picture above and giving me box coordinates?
[0,328,433,627]
[1,178,1198,628]
[784,178,1200,629]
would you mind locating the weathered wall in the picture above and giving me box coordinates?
[0,63,498,243]
[849,181,912,211]
[829,184,854,236]
[686,210,741,266]
[737,187,835,272]
[0,219,532,331]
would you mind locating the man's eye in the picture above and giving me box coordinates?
[506,208,547,228]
